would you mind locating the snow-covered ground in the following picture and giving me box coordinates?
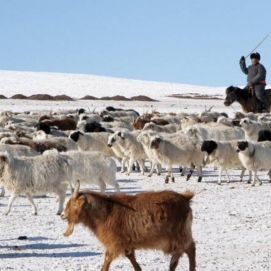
[0,71,271,271]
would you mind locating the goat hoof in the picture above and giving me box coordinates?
[251,184,255,187]
[147,174,152,177]
[259,182,262,186]
[171,177,175,183]
[198,177,202,182]
[217,183,221,185]
[165,178,169,184]
[239,179,243,182]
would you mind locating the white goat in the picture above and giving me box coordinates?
[0,143,40,197]
[136,131,162,177]
[0,151,70,215]
[108,131,146,175]
[44,150,119,193]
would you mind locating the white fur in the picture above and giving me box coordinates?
[240,118,271,142]
[237,141,271,186]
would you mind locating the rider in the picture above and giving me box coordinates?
[239,52,268,112]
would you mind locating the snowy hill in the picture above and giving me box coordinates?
[0,70,225,100]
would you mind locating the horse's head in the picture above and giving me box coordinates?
[224,86,238,106]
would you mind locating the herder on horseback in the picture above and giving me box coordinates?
[239,52,268,112]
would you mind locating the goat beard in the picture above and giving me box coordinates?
[63,222,74,237]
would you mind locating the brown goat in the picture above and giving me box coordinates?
[132,116,170,130]
[61,181,196,271]
[3,137,67,153]
[40,117,76,131]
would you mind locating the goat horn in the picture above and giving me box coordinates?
[206,105,214,112]
[73,180,80,198]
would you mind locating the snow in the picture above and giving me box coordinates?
[0,70,271,271]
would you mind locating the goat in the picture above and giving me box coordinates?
[61,180,196,271]
[40,116,76,131]
[108,131,146,175]
[44,151,119,193]
[0,151,70,215]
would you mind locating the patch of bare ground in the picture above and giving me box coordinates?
[100,95,131,101]
[10,94,28,99]
[54,95,74,101]
[80,95,99,100]
[168,94,222,100]
[28,94,56,100]
[131,95,158,102]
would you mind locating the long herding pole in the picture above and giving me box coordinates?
[245,34,269,59]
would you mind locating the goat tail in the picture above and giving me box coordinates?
[182,188,207,202]
[181,190,195,202]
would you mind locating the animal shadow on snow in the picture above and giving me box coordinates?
[0,243,101,259]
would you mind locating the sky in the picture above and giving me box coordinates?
[0,0,270,87]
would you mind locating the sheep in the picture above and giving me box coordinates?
[149,135,204,183]
[108,130,146,175]
[69,131,116,157]
[184,123,245,141]
[236,141,271,186]
[61,180,196,271]
[240,118,271,142]
[201,140,251,184]
[44,151,119,193]
[0,151,70,215]
[143,122,181,133]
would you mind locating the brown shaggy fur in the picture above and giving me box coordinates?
[3,138,67,153]
[41,117,76,131]
[62,186,196,271]
[132,116,170,130]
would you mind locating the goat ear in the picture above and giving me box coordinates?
[73,180,80,198]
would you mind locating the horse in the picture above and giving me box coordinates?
[224,86,271,114]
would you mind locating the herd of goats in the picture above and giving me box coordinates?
[1,105,271,270]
